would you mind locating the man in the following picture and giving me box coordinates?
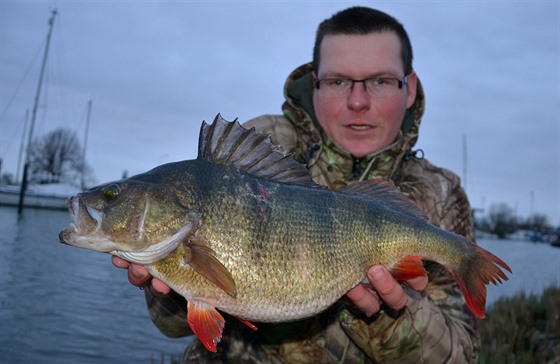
[114,6,479,363]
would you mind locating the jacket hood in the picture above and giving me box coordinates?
[281,63,425,182]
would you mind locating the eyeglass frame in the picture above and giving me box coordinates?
[314,75,409,97]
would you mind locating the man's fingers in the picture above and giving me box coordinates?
[113,256,150,286]
[125,264,151,287]
[346,283,381,317]
[112,256,171,294]
[112,256,130,269]
[405,275,429,291]
[368,265,408,311]
[151,278,172,295]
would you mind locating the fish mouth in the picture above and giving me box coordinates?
[59,195,196,265]
[59,195,118,252]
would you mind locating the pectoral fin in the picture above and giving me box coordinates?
[184,236,237,297]
[187,300,225,352]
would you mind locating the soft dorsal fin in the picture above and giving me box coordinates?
[198,114,319,187]
[338,179,428,221]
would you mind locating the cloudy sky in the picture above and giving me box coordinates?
[1,1,558,224]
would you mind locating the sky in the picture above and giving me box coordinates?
[1,1,559,225]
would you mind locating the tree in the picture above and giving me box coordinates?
[521,214,553,235]
[27,128,91,185]
[480,203,518,239]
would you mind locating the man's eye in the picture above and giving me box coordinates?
[372,78,398,87]
[328,79,347,87]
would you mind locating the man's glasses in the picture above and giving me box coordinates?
[315,76,408,98]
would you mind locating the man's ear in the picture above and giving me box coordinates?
[405,71,418,108]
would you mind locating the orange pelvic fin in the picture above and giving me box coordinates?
[187,300,226,352]
[237,318,258,331]
[389,255,428,281]
[453,244,512,319]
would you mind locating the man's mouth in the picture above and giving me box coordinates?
[349,124,372,131]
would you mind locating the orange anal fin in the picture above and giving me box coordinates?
[389,256,428,281]
[187,300,226,352]
[237,318,258,331]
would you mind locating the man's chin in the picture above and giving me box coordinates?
[341,141,383,158]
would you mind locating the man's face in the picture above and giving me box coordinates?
[313,32,417,158]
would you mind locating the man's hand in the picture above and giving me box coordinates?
[346,265,428,316]
[111,256,172,295]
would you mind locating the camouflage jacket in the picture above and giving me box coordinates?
[145,63,480,363]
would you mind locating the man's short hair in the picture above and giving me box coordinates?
[312,7,413,75]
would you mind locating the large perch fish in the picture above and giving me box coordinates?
[59,115,511,352]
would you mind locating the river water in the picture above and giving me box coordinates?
[0,206,559,363]
[0,207,187,364]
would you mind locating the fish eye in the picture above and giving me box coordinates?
[102,184,121,201]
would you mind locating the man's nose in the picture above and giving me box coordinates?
[347,81,371,110]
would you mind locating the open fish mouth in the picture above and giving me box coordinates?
[59,195,196,265]
[69,195,104,234]
[59,195,117,252]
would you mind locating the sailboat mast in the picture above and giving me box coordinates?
[18,9,57,214]
[16,109,30,184]
[81,99,92,190]
[462,133,467,193]
[25,9,57,165]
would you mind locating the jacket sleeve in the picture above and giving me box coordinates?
[338,158,480,363]
[144,285,192,338]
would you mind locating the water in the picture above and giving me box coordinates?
[0,207,187,364]
[1,207,559,363]
[478,238,560,305]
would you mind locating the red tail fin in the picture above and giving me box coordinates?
[453,244,511,318]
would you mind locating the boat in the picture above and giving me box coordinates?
[0,183,79,210]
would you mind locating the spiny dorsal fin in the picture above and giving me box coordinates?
[198,114,319,187]
[338,179,428,221]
